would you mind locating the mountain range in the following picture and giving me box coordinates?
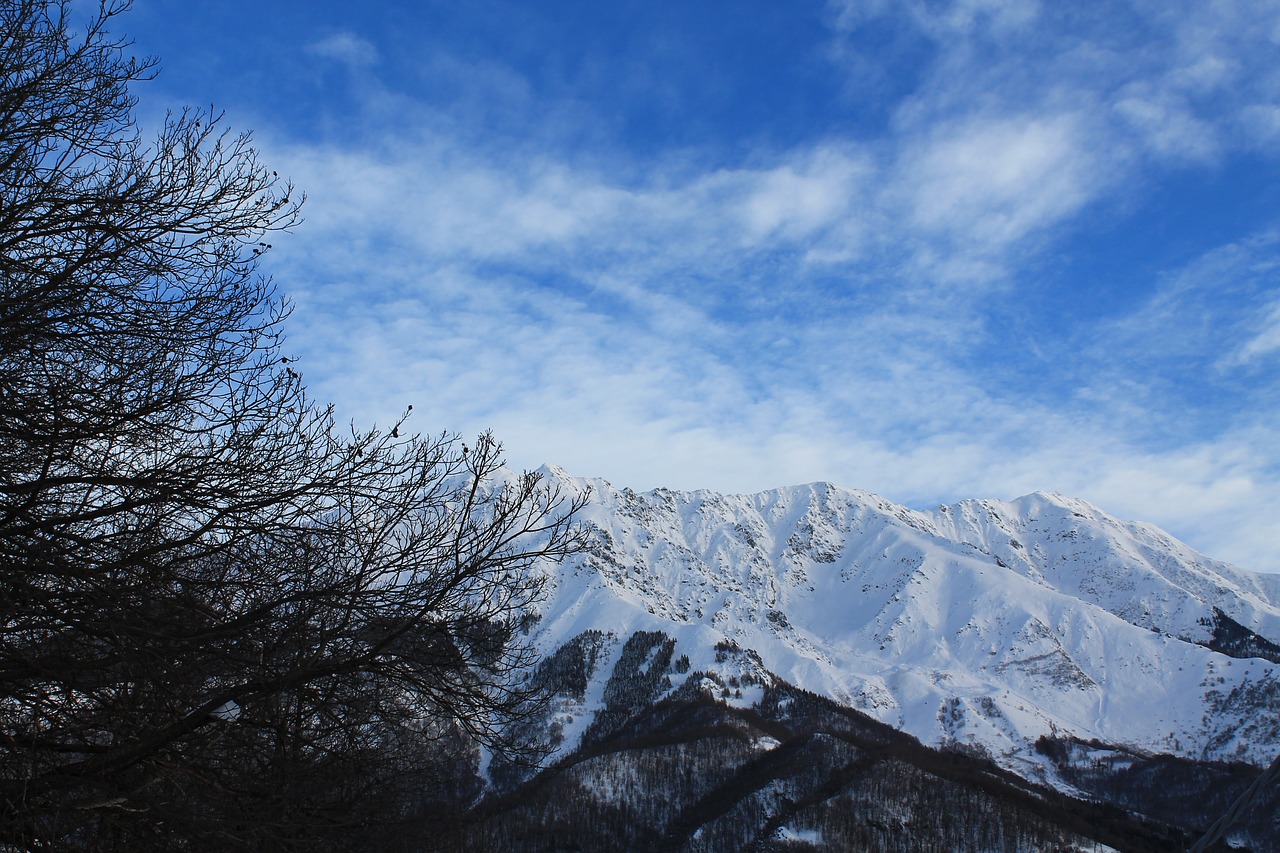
[452,469,1280,851]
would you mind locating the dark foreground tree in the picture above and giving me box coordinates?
[0,2,581,848]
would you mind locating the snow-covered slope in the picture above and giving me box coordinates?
[527,467,1280,781]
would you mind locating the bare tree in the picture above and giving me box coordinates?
[0,2,581,848]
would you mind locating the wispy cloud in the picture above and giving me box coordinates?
[1228,299,1280,367]
[892,112,1102,259]
[187,0,1280,573]
[307,32,379,69]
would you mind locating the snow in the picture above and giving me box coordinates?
[773,824,823,845]
[528,467,1280,775]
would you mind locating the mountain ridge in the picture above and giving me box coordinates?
[525,466,1280,782]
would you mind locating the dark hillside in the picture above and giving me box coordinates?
[442,681,1204,852]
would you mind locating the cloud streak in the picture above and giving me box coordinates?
[141,0,1280,574]
[307,32,379,69]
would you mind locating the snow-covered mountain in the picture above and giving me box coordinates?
[527,466,1280,785]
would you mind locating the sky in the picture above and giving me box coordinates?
[122,0,1280,573]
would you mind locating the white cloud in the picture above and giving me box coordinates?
[307,32,379,68]
[910,0,1041,39]
[1240,103,1280,146]
[739,148,870,243]
[1112,91,1220,163]
[227,2,1280,576]
[1225,300,1280,367]
[828,0,1280,172]
[895,113,1099,250]
[269,216,1280,576]
[828,0,1040,39]
[1077,231,1280,377]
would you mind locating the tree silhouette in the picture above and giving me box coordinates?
[0,2,581,847]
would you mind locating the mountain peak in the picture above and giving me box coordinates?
[533,471,1280,779]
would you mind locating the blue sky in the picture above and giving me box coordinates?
[125,1,1280,572]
